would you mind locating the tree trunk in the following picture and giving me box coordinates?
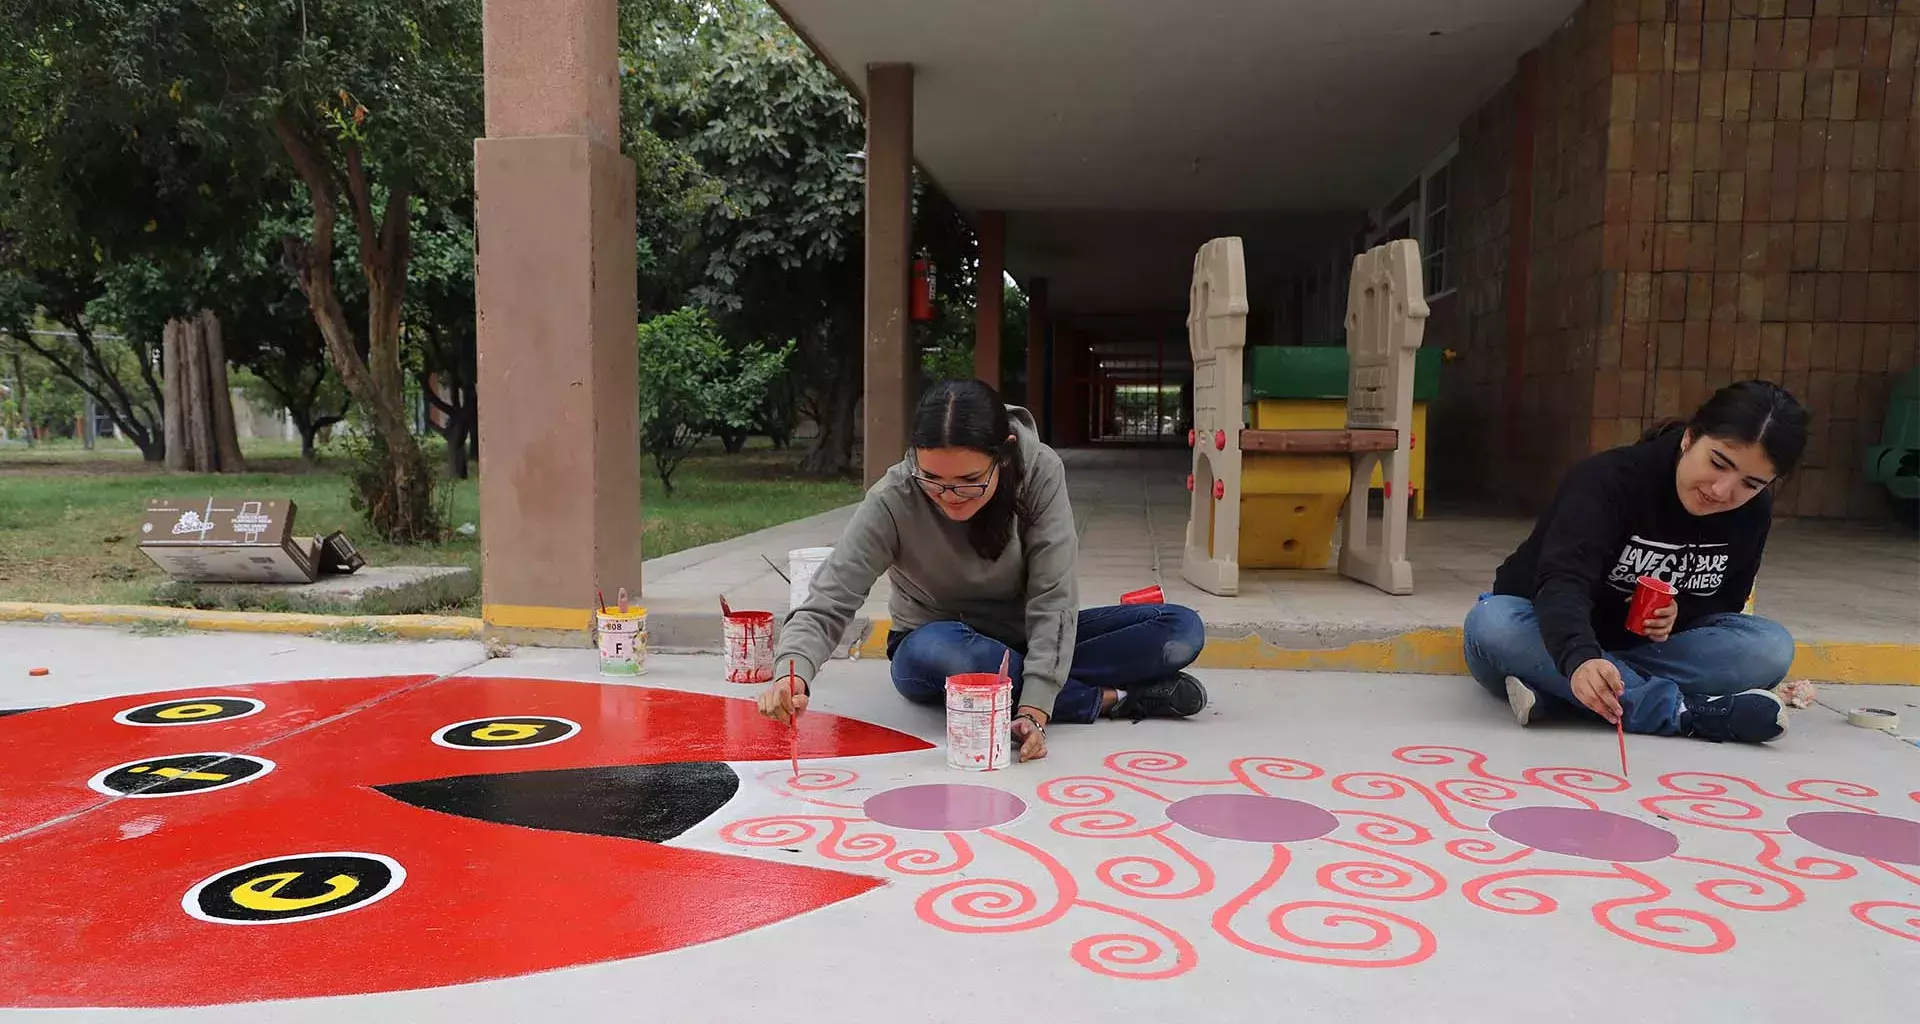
[12,350,31,447]
[181,317,217,473]
[201,311,246,473]
[299,423,317,462]
[162,320,189,470]
[799,361,858,476]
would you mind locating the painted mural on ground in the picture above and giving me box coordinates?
[0,677,933,1008]
[720,747,1920,979]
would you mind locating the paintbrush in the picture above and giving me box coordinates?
[1617,715,1629,781]
[596,589,607,614]
[762,554,791,583]
[720,595,733,618]
[786,658,800,781]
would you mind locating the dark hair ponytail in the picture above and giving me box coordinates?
[1640,379,1810,477]
[910,379,1025,560]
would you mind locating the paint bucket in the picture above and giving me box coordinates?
[723,610,776,684]
[788,547,833,611]
[945,672,1012,772]
[595,609,647,675]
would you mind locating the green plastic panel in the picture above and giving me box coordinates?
[1246,345,1441,401]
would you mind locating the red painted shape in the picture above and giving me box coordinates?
[1212,479,1226,500]
[0,675,429,836]
[0,677,931,1007]
[1185,473,1195,492]
[1187,428,1196,447]
[1213,429,1226,451]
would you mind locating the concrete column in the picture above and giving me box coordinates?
[475,0,640,646]
[1025,277,1050,429]
[973,211,1005,389]
[863,63,914,486]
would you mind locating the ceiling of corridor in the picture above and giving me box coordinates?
[774,0,1584,311]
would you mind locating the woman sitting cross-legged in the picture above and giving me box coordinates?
[1464,380,1808,744]
[757,379,1208,763]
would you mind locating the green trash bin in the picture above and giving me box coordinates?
[1864,368,1919,528]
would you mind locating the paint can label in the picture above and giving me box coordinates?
[596,611,647,676]
[944,673,1011,772]
[723,612,776,684]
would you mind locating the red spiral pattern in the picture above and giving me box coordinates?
[1315,839,1447,901]
[1095,833,1215,900]
[1069,901,1201,980]
[1332,771,1483,832]
[1213,847,1437,967]
[1518,766,1626,810]
[1592,865,1735,954]
[1333,810,1435,847]
[1228,756,1327,793]
[1102,750,1239,786]
[1851,901,1920,942]
[1669,856,1806,912]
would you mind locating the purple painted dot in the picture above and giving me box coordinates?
[863,784,1026,832]
[1488,806,1678,863]
[1788,811,1920,866]
[1166,794,1338,843]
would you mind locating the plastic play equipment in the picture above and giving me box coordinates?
[1181,236,1429,597]
[1865,367,1919,528]
[1246,346,1440,521]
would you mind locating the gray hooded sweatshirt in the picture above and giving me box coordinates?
[772,406,1078,714]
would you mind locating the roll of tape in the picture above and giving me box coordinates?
[1845,707,1900,731]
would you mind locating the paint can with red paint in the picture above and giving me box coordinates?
[944,673,1011,771]
[723,610,776,683]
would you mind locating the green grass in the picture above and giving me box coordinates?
[0,437,859,613]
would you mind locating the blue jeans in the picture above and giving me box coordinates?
[1462,594,1796,735]
[888,604,1206,725]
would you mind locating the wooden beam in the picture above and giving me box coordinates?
[1239,428,1399,454]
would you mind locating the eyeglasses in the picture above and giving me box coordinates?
[911,460,998,501]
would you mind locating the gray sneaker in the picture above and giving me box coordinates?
[1504,676,1538,727]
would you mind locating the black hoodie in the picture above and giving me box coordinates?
[1492,430,1773,677]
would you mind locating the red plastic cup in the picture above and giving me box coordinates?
[1626,576,1677,637]
[1120,585,1164,605]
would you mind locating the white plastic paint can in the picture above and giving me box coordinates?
[944,672,1012,771]
[788,546,833,612]
[595,609,647,675]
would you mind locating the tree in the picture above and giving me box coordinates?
[637,307,790,492]
[406,199,478,479]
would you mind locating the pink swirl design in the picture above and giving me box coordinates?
[1464,863,1735,953]
[1755,833,1858,881]
[756,765,865,810]
[1518,766,1626,810]
[1435,777,1523,812]
[1332,810,1434,847]
[1228,756,1327,793]
[1315,839,1447,902]
[718,814,851,849]
[1669,856,1806,912]
[1592,865,1736,954]
[1851,902,1920,942]
[1392,745,1528,813]
[916,829,1076,934]
[1213,847,1438,967]
[885,833,974,876]
[718,813,925,865]
[1638,794,1782,834]
[1037,774,1172,807]
[1331,771,1484,832]
[1784,778,1881,813]
[1069,901,1201,980]
[916,829,1200,979]
[1095,833,1215,900]
[1445,837,1533,865]
[1102,750,1238,786]
[1050,809,1167,840]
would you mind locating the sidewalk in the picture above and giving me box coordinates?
[638,448,1920,682]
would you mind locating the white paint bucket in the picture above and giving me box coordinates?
[945,672,1012,771]
[595,609,647,675]
[788,547,833,611]
[723,610,776,684]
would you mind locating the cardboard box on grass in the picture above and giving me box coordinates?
[138,498,360,584]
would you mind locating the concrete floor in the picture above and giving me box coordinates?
[640,448,1920,649]
[4,623,1916,1022]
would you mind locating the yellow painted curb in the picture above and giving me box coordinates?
[482,603,595,632]
[0,602,482,641]
[857,617,1916,685]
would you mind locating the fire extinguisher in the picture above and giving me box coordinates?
[910,256,935,322]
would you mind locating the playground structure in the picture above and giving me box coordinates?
[1181,237,1428,597]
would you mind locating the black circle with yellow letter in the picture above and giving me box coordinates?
[88,752,274,798]
[431,716,580,750]
[115,696,265,727]
[184,852,404,925]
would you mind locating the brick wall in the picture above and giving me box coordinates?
[1600,0,1919,518]
[1436,0,1917,517]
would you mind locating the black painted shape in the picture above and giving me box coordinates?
[375,762,740,844]
[0,708,41,718]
